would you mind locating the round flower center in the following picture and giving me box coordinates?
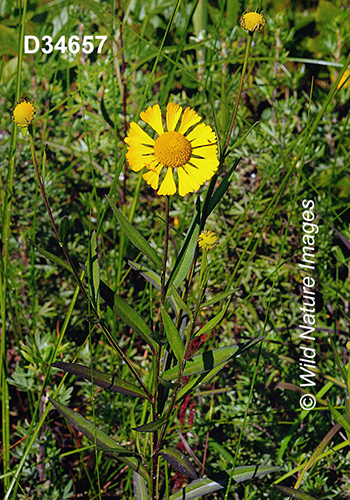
[154,131,192,168]
[13,101,35,127]
[240,12,265,32]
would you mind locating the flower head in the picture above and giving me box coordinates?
[125,103,219,197]
[240,11,266,32]
[198,230,219,251]
[12,98,35,128]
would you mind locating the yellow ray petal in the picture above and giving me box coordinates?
[158,167,177,196]
[125,122,155,146]
[189,156,219,173]
[126,143,154,155]
[178,167,201,197]
[166,102,182,132]
[187,123,217,147]
[140,104,164,136]
[126,148,157,171]
[178,107,201,135]
[182,163,214,184]
[191,144,218,159]
[143,164,163,190]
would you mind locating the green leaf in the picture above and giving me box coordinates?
[162,345,239,381]
[207,158,240,216]
[162,337,265,386]
[176,336,265,401]
[128,260,161,290]
[160,447,197,479]
[52,362,148,400]
[166,197,200,291]
[58,216,69,246]
[159,377,181,389]
[133,471,149,500]
[168,284,193,322]
[227,465,281,482]
[176,362,229,403]
[161,306,184,364]
[274,484,319,500]
[228,122,259,152]
[200,289,238,309]
[28,238,72,273]
[327,400,350,440]
[133,415,167,432]
[149,331,168,346]
[168,477,223,500]
[106,196,162,268]
[49,398,150,482]
[169,465,281,499]
[128,261,178,315]
[99,280,156,351]
[89,231,100,313]
[195,300,229,337]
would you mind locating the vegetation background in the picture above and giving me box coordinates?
[1,0,350,498]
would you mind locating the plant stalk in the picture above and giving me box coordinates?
[222,32,253,158]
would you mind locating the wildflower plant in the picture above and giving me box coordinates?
[6,6,285,500]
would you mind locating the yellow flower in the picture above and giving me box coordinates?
[12,98,35,127]
[240,11,266,32]
[198,230,219,251]
[125,103,219,197]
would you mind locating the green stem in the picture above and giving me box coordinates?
[160,195,170,309]
[1,1,28,491]
[222,32,253,158]
[152,195,170,500]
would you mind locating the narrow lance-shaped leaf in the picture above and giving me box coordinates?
[176,334,265,404]
[274,484,319,500]
[52,362,149,400]
[162,345,239,381]
[160,447,197,480]
[327,400,350,441]
[28,238,72,273]
[128,260,178,315]
[99,280,156,351]
[168,283,193,322]
[227,465,281,483]
[49,397,150,482]
[166,197,200,292]
[133,471,149,500]
[58,216,69,246]
[161,306,185,364]
[207,158,240,216]
[128,260,161,290]
[168,465,281,500]
[200,288,237,308]
[163,336,264,382]
[133,415,167,433]
[89,230,100,314]
[168,477,223,500]
[176,362,229,404]
[195,300,230,337]
[106,196,162,268]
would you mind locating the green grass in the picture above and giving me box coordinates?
[1,0,350,499]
